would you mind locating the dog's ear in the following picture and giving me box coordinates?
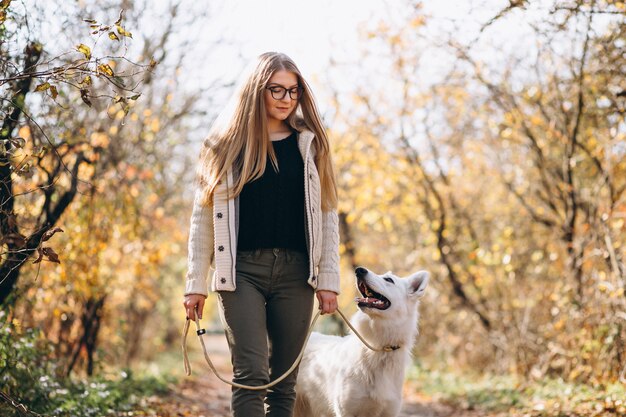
[408,271,429,298]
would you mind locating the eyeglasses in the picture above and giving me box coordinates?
[265,85,304,100]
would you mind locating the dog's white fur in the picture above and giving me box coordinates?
[294,267,429,417]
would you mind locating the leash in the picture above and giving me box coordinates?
[181,304,400,390]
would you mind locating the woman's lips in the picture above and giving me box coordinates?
[277,107,290,111]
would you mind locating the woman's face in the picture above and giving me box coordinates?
[264,70,299,126]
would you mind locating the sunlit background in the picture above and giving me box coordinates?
[1,0,625,415]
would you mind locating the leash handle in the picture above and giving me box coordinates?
[182,305,321,390]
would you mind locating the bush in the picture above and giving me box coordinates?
[0,311,175,417]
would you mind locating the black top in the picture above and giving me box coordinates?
[237,130,307,253]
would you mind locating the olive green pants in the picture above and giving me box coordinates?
[218,248,314,417]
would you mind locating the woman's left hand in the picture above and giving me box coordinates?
[316,290,338,315]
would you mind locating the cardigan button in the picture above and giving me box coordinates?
[309,174,313,179]
[218,245,224,251]
[216,212,223,219]
[220,277,226,284]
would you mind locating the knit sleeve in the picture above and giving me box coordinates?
[316,209,341,294]
[184,186,215,297]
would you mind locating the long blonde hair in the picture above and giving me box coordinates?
[196,52,338,211]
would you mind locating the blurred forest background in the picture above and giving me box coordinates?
[1,0,625,416]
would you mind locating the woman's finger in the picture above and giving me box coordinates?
[197,299,204,319]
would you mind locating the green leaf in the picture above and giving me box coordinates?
[112,75,126,87]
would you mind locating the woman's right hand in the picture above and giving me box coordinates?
[184,294,207,321]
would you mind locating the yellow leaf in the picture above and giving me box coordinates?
[34,82,50,92]
[12,318,21,332]
[76,43,91,60]
[116,24,133,38]
[108,31,119,41]
[80,75,92,86]
[97,63,114,77]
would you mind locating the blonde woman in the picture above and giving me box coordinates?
[182,52,340,417]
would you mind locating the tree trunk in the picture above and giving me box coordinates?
[0,42,42,306]
[65,295,106,376]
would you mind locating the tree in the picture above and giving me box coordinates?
[0,2,150,305]
[326,0,625,380]
[1,0,225,378]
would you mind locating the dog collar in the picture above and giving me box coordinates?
[382,345,401,352]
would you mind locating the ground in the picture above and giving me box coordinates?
[139,334,499,417]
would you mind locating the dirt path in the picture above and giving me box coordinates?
[145,334,486,417]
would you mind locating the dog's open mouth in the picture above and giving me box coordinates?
[356,278,391,310]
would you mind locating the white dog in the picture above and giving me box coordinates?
[294,266,429,417]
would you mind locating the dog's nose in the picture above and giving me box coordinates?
[355,267,368,277]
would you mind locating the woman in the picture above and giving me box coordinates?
[182,51,340,417]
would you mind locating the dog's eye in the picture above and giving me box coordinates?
[383,277,394,284]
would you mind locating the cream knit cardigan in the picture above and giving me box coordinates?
[184,129,341,297]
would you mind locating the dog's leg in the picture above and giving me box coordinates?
[379,403,403,417]
[293,393,313,417]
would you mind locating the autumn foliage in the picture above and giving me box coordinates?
[1,0,625,416]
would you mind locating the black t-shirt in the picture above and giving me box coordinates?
[237,130,307,253]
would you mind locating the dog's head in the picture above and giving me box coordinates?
[354,266,429,318]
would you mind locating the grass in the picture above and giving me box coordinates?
[407,364,626,416]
